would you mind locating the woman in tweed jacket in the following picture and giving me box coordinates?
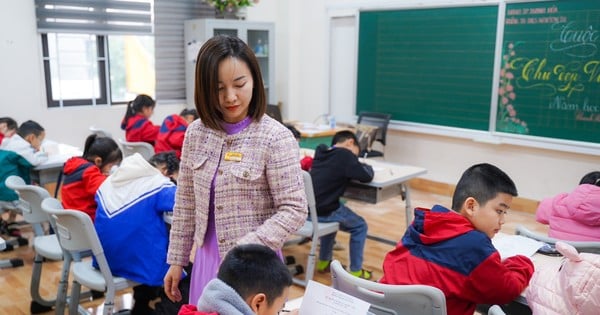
[164,35,308,305]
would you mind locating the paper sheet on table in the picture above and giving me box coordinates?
[299,280,371,315]
[492,234,544,260]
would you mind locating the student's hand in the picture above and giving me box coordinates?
[163,265,184,302]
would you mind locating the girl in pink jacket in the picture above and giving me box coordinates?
[536,171,600,241]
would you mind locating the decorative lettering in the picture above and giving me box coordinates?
[550,22,599,58]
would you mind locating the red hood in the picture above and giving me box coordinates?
[411,205,476,245]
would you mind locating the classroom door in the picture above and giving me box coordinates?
[329,15,357,125]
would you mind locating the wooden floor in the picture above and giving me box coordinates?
[0,187,548,315]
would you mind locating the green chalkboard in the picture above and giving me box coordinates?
[499,1,600,143]
[356,5,499,131]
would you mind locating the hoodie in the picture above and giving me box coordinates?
[94,153,176,286]
[154,114,189,158]
[0,134,48,166]
[121,113,159,145]
[61,156,107,221]
[310,144,374,216]
[536,184,600,241]
[380,205,534,315]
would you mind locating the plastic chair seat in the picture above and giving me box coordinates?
[72,260,137,292]
[33,235,63,261]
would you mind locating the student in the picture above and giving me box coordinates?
[536,171,600,241]
[121,94,160,145]
[285,124,313,171]
[0,120,48,166]
[60,134,122,222]
[310,130,374,279]
[94,152,179,315]
[0,117,18,145]
[380,163,534,315]
[178,244,298,315]
[154,109,199,158]
[163,35,307,305]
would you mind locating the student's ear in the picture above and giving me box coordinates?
[93,157,103,168]
[462,197,478,217]
[248,293,268,314]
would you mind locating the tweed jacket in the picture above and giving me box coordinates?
[167,115,308,266]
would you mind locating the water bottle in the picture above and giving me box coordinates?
[329,115,336,129]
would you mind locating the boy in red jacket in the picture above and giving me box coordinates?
[380,163,534,315]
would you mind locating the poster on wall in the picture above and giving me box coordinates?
[498,0,600,144]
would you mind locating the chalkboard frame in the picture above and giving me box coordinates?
[355,0,600,156]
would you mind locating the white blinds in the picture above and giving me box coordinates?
[35,0,153,34]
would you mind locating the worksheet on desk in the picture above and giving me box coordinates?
[492,234,544,260]
[299,280,371,315]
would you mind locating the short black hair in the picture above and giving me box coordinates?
[17,120,45,138]
[580,171,600,186]
[149,151,180,176]
[180,108,199,120]
[0,117,18,131]
[218,244,292,306]
[451,163,518,211]
[331,130,358,146]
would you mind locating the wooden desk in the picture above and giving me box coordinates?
[300,149,427,245]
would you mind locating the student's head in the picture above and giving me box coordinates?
[149,151,180,182]
[218,244,292,315]
[194,35,266,131]
[579,171,600,186]
[0,117,18,137]
[331,130,360,156]
[451,163,518,238]
[82,134,123,175]
[123,94,156,125]
[17,120,46,151]
[180,108,199,124]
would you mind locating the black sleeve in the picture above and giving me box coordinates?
[344,154,374,183]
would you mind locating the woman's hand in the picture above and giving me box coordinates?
[163,265,184,302]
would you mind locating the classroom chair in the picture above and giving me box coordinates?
[356,111,391,158]
[330,260,447,315]
[41,197,138,315]
[89,126,113,138]
[4,175,68,314]
[284,170,339,287]
[118,139,155,161]
[487,305,506,315]
[266,104,284,124]
[515,225,600,254]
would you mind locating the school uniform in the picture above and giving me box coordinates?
[380,205,534,315]
[60,157,107,221]
[0,134,48,166]
[94,153,176,286]
[0,150,32,202]
[121,114,159,145]
[154,114,188,158]
[536,183,600,241]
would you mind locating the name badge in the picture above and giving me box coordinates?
[224,151,243,162]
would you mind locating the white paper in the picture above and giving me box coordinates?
[299,280,371,315]
[492,234,544,260]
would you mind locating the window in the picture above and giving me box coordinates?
[41,33,154,107]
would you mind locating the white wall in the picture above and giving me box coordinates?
[0,0,597,201]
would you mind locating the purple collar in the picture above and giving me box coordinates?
[221,116,252,135]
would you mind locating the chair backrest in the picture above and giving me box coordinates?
[515,225,600,254]
[488,305,506,315]
[266,104,283,124]
[5,176,53,232]
[357,112,392,146]
[301,170,319,228]
[330,260,447,315]
[89,126,112,138]
[118,139,155,160]
[41,197,114,282]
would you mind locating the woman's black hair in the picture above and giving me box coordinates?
[149,151,180,177]
[82,134,123,169]
[121,94,156,130]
